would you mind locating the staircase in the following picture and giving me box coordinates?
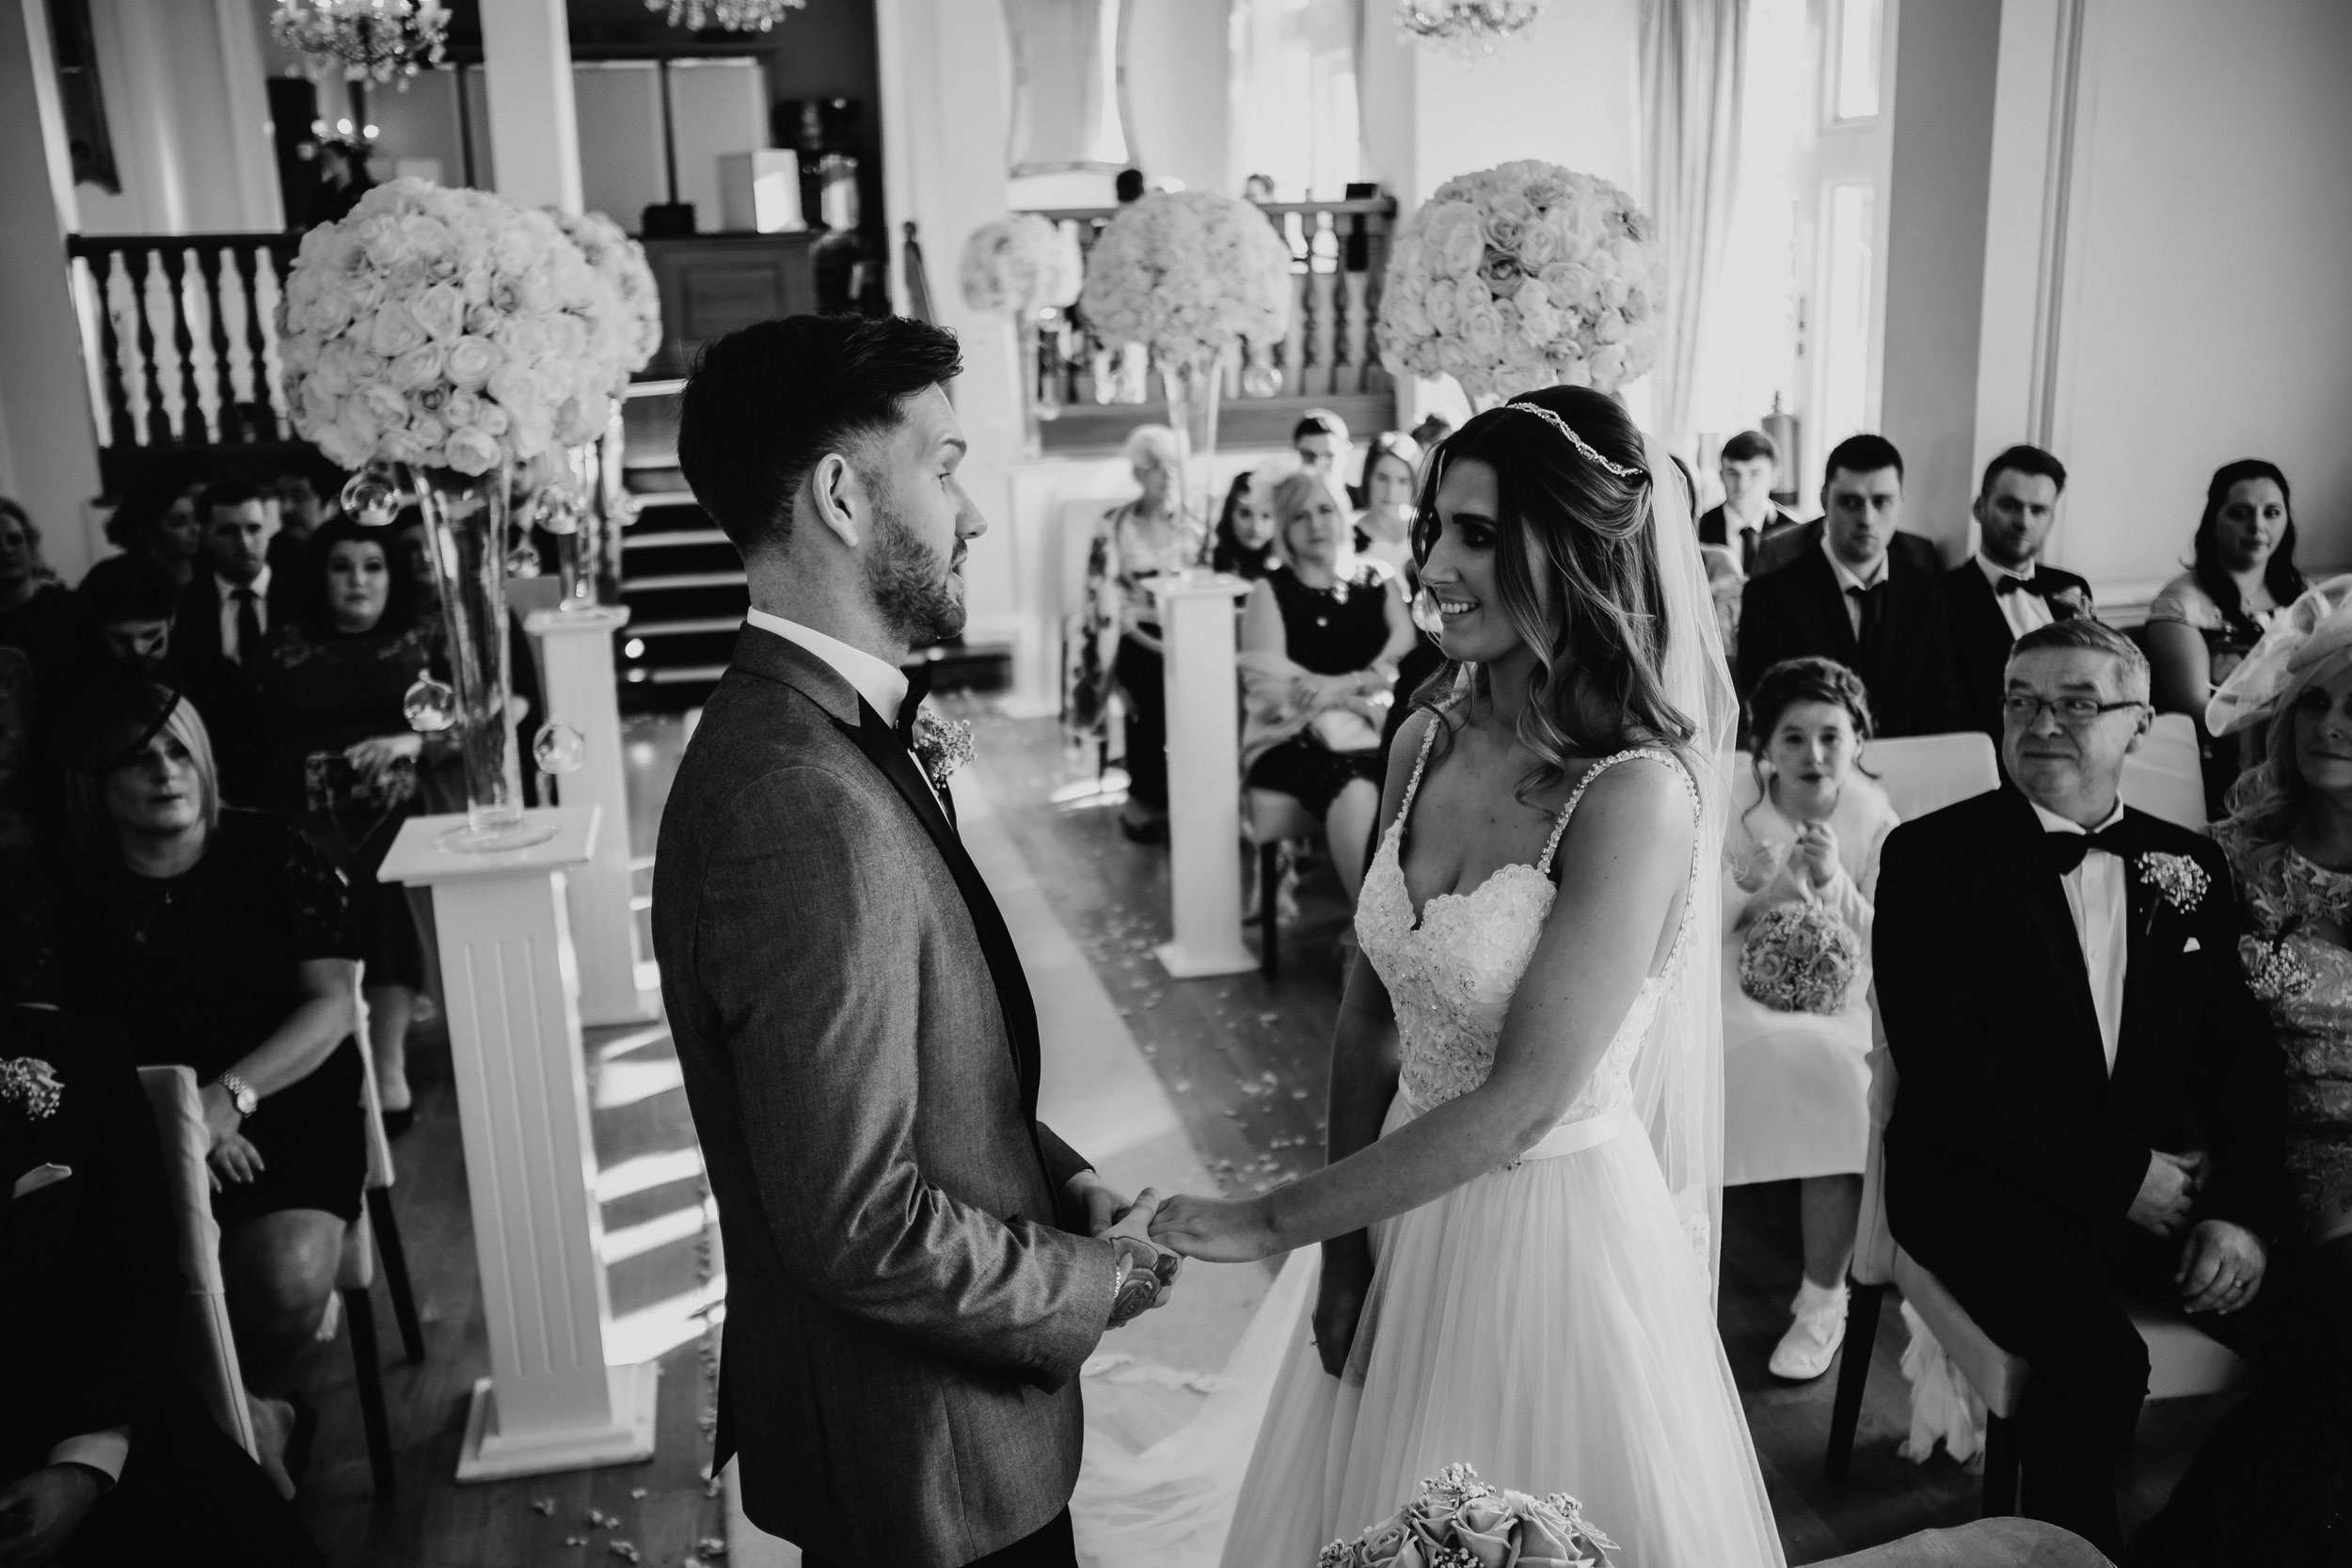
[615,381,1009,713]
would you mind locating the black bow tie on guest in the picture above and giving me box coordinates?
[2041,816,2140,876]
[894,663,933,751]
[1995,573,2045,596]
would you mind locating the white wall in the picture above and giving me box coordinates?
[1125,0,1228,194]
[1964,0,2352,610]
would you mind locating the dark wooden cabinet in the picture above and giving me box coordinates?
[642,232,818,377]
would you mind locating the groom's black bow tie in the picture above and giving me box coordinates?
[894,663,933,751]
[1994,573,2044,596]
[2041,818,2138,876]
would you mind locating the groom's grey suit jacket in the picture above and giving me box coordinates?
[655,627,1115,1567]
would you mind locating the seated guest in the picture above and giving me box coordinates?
[1737,434,1960,736]
[258,516,454,1131]
[1355,432,1423,579]
[1211,459,1292,582]
[1294,407,1359,504]
[1722,657,1897,1381]
[1946,444,2092,741]
[1079,425,1204,844]
[0,1002,327,1561]
[263,456,340,581]
[1874,618,2283,1557]
[2145,458,2305,816]
[1239,470,1415,904]
[178,478,291,673]
[105,465,207,590]
[1700,429,1802,575]
[77,553,266,807]
[0,499,87,689]
[53,684,366,1488]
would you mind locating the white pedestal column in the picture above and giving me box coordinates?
[527,605,657,1025]
[1152,572,1255,978]
[378,806,660,1482]
[480,0,582,214]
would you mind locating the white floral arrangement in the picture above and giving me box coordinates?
[2137,851,2211,913]
[959,213,1082,320]
[278,178,629,477]
[0,1055,62,1121]
[1740,901,1863,1016]
[1319,1464,1616,1568]
[1077,190,1295,367]
[548,207,661,385]
[1378,159,1661,401]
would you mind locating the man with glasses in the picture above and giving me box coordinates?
[1871,617,2284,1558]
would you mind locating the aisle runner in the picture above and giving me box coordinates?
[725,752,1274,1568]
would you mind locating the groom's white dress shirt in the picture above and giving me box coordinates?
[2032,796,2128,1074]
[746,609,944,812]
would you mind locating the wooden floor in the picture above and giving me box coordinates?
[284,706,2236,1565]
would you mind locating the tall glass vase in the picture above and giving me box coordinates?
[1157,349,1223,562]
[406,462,552,852]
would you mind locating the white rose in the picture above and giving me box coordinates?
[406,410,448,450]
[1421,201,1487,279]
[359,214,412,269]
[279,333,320,377]
[443,388,483,429]
[1587,345,1629,388]
[444,425,502,476]
[472,401,510,436]
[360,382,409,429]
[310,343,356,398]
[1423,278,1462,337]
[1591,308,1629,345]
[345,273,387,315]
[487,360,543,415]
[1538,261,1598,310]
[1432,337,1472,381]
[366,302,428,359]
[445,335,501,388]
[1458,299,1506,362]
[298,379,341,431]
[389,341,448,392]
[412,281,467,341]
[1516,216,1562,271]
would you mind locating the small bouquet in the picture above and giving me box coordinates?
[0,1055,63,1122]
[1740,901,1863,1016]
[1318,1464,1616,1568]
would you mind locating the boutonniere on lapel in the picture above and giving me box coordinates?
[911,708,975,796]
[0,1056,62,1122]
[2136,851,2211,929]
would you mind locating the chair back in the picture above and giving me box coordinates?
[2122,711,2207,831]
[1856,731,2001,822]
[349,968,393,1195]
[135,1064,261,1460]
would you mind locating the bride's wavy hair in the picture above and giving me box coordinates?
[1407,385,1695,801]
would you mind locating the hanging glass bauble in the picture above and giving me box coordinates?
[532,721,586,776]
[403,674,457,734]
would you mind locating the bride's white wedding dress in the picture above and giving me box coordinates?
[1215,733,1784,1567]
[1074,727,1785,1568]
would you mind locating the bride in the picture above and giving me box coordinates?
[1116,387,1781,1567]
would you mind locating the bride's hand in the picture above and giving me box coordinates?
[1148,1192,1279,1262]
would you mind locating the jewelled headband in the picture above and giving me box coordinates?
[1503,399,1648,483]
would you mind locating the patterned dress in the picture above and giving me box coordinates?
[2217,818,2352,1241]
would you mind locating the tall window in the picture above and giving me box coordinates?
[1817,181,1875,451]
[1831,0,1883,123]
[1227,0,1361,199]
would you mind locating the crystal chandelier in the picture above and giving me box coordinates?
[1396,0,1547,57]
[646,0,807,31]
[270,1,450,87]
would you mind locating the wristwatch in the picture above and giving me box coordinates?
[215,1071,258,1119]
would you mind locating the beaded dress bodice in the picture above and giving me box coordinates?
[1356,723,1704,1125]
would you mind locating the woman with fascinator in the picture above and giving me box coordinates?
[1074,388,1778,1566]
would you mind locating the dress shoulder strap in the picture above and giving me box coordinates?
[1537,746,1702,877]
[1395,712,1444,824]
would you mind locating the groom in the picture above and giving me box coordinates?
[656,314,1171,1568]
[1873,616,2284,1556]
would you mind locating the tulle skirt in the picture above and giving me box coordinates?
[1073,1099,1786,1568]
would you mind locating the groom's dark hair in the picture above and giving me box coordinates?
[676,313,963,557]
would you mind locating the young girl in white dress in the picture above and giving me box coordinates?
[1126,388,1782,1568]
[1721,657,1898,1381]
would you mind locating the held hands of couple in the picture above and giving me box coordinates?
[1065,1172,1183,1328]
[1147,1190,1281,1264]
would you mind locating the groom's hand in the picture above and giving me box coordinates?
[2127,1149,2200,1236]
[1064,1170,1134,1237]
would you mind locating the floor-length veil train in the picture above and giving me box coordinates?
[1072,426,1767,1568]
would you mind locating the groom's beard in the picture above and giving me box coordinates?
[865,497,967,648]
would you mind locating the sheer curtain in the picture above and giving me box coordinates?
[1226,0,1363,199]
[1641,0,1750,453]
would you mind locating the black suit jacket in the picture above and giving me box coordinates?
[1751,517,1943,580]
[1945,558,2094,741]
[1874,788,2285,1252]
[172,569,294,671]
[1697,504,1801,575]
[1736,539,1961,736]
